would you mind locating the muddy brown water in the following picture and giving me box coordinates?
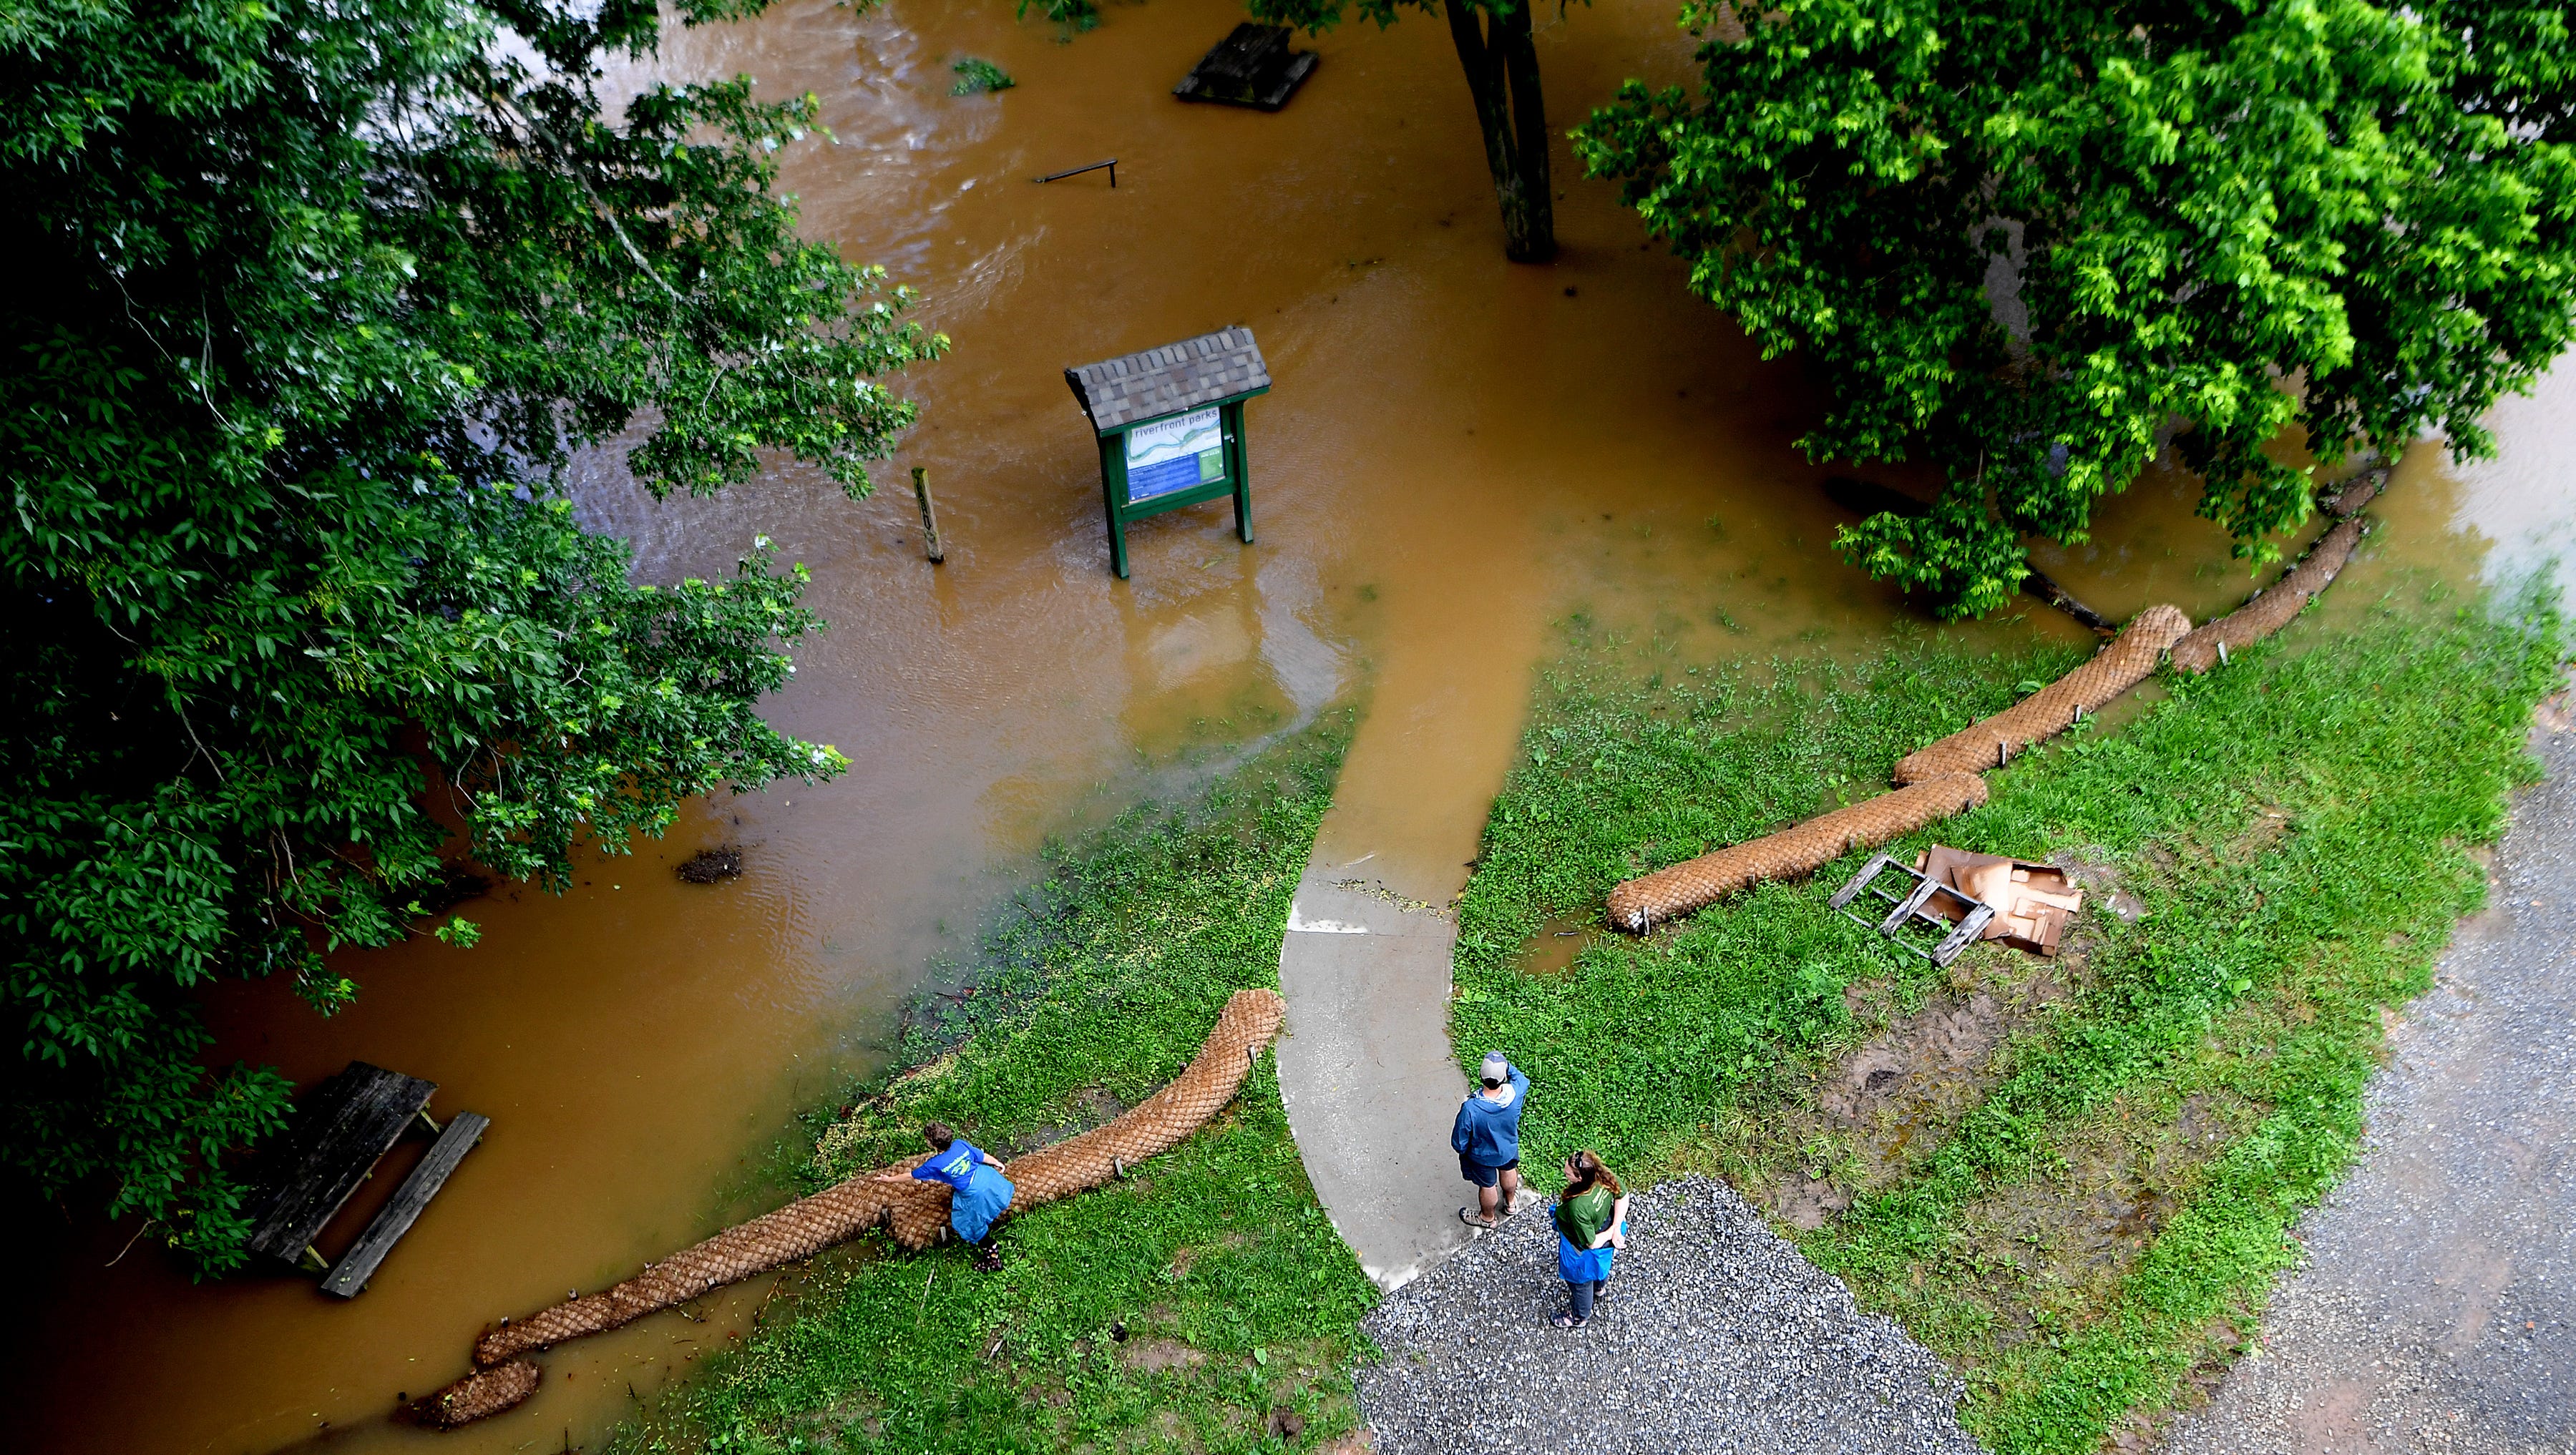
[9,0,2570,1449]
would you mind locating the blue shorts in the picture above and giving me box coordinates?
[1459,1154,1519,1187]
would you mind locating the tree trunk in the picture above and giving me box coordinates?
[1440,0,1556,263]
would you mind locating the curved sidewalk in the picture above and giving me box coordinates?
[1275,863,1480,1289]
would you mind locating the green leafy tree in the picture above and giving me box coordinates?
[1253,0,1571,261]
[1,0,942,1268]
[1578,0,2576,616]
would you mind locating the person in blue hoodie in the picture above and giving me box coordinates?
[1452,1050,1529,1228]
[912,1122,1016,1271]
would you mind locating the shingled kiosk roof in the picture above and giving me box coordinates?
[1065,328,1269,433]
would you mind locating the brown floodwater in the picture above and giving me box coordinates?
[9,0,2569,1449]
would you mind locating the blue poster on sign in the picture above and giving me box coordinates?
[1123,407,1226,503]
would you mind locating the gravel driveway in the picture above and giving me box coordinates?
[2163,694,2576,1454]
[1356,1175,1979,1454]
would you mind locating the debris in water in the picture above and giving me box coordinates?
[676,848,744,885]
[406,864,491,920]
[1173,24,1317,112]
[950,58,1014,96]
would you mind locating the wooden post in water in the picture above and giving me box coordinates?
[912,466,945,564]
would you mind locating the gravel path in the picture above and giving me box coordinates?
[1357,1176,1979,1454]
[2163,692,2576,1454]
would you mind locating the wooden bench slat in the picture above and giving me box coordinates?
[243,1062,436,1261]
[321,1112,488,1298]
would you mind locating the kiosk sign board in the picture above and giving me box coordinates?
[1123,406,1228,502]
[1064,328,1270,579]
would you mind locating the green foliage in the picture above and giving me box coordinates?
[1458,587,2565,1447]
[617,720,1376,1454]
[950,57,1017,94]
[1013,0,1100,32]
[1,0,941,1267]
[1576,0,2576,616]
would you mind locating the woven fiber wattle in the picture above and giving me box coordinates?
[1605,773,1989,932]
[1890,604,2192,784]
[2172,474,2382,675]
[414,1360,539,1430]
[428,988,1287,1426]
[1000,986,1284,1206]
[469,1160,941,1367]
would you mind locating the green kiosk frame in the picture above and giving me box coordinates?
[1065,327,1271,579]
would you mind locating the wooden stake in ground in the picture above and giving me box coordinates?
[912,466,945,564]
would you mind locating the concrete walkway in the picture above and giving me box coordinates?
[1275,863,1481,1289]
[2164,687,2576,1454]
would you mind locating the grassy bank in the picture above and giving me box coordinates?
[1454,584,2563,1451]
[611,717,1374,1455]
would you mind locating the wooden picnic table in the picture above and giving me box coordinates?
[240,1061,487,1297]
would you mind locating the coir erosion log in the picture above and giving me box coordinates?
[1606,773,1991,932]
[421,988,1288,1428]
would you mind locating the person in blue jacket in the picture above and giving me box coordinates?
[912,1122,1015,1271]
[1452,1050,1529,1228]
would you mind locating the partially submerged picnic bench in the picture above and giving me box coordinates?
[240,1061,488,1298]
[1173,24,1317,111]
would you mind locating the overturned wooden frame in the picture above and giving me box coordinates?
[1830,854,1994,966]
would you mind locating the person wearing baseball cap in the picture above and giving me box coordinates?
[1451,1050,1528,1229]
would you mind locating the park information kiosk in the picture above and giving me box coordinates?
[1064,327,1269,579]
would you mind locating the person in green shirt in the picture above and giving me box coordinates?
[1550,1150,1628,1328]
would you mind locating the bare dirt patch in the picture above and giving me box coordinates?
[1124,1337,1208,1375]
[2052,849,2146,922]
[2230,805,2293,863]
[1944,1089,2266,1355]
[1742,939,2091,1229]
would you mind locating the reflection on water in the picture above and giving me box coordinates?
[2429,358,2576,604]
[7,0,2567,1450]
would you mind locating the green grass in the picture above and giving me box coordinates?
[610,715,1375,1455]
[1455,584,2564,1452]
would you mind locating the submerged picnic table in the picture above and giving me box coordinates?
[240,1061,488,1298]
